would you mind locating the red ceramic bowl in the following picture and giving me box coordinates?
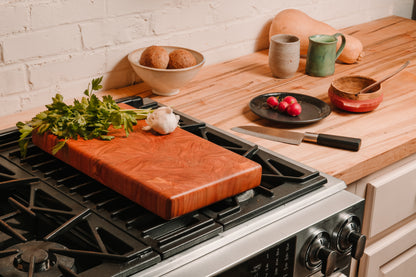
[328,75,383,112]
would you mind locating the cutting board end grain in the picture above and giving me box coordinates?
[32,120,262,219]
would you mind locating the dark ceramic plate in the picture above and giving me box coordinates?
[249,92,331,125]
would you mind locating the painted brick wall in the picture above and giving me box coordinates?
[0,0,413,117]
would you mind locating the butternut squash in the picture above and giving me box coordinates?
[269,9,364,64]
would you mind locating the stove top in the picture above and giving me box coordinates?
[0,97,331,276]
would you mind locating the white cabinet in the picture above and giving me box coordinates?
[347,153,416,276]
[380,244,416,277]
[362,154,416,239]
[359,216,416,277]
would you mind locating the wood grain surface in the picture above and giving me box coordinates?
[31,116,262,219]
[3,16,416,186]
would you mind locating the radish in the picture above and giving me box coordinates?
[277,101,289,113]
[287,103,302,116]
[266,96,279,108]
[283,96,297,105]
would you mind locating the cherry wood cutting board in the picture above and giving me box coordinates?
[31,112,262,219]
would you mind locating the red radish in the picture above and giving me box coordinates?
[283,96,297,105]
[266,96,279,108]
[277,101,289,113]
[286,103,302,116]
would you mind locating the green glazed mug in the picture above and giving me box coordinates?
[305,33,346,77]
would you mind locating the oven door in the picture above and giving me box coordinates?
[138,190,365,277]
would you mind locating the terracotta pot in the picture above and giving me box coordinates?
[328,75,383,112]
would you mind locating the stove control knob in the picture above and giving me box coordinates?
[336,215,366,259]
[305,231,337,276]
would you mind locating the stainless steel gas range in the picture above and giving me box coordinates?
[0,97,365,277]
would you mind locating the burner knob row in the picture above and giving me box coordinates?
[304,214,366,276]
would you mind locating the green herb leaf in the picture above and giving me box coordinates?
[52,139,68,155]
[18,139,30,158]
[16,77,152,157]
[92,76,103,91]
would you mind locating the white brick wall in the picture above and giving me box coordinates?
[0,64,27,95]
[30,0,106,29]
[0,3,29,36]
[0,0,413,117]
[3,25,82,62]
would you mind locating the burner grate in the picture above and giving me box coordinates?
[0,164,160,276]
[0,96,327,275]
[175,119,328,230]
[3,138,224,261]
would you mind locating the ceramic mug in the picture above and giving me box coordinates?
[305,33,346,77]
[269,34,300,78]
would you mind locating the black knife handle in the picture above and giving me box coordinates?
[304,132,361,151]
[316,134,361,151]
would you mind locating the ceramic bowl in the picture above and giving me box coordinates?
[128,46,205,96]
[328,75,383,112]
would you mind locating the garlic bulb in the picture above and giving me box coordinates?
[142,106,180,134]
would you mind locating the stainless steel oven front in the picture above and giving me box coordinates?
[139,183,365,277]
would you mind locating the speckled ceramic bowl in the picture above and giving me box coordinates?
[328,75,383,112]
[128,46,205,96]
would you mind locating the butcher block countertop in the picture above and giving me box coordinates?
[2,16,416,185]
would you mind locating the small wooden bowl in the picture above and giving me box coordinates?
[328,75,383,112]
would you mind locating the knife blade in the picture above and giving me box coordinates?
[231,126,361,151]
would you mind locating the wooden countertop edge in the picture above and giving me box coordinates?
[333,140,416,184]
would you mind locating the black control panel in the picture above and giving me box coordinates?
[216,236,296,277]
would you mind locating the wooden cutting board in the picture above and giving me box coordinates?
[31,111,262,219]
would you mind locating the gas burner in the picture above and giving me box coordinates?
[0,240,75,276]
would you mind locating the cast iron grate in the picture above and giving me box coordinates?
[4,142,223,261]
[172,111,327,230]
[0,159,160,276]
[0,96,327,275]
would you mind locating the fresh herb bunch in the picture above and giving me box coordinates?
[17,77,152,157]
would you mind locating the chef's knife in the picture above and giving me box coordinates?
[232,126,361,151]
